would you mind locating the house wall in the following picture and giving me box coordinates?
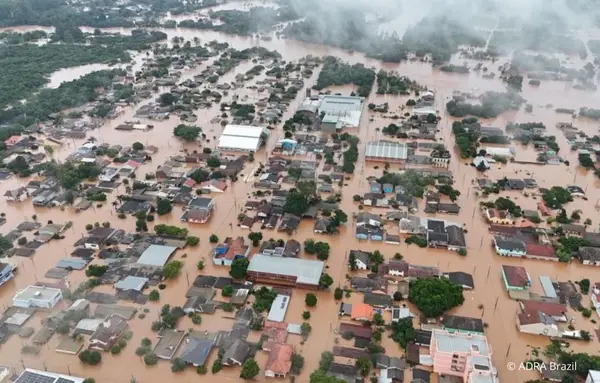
[524,254,558,262]
[495,246,526,257]
[365,156,406,165]
[517,322,560,337]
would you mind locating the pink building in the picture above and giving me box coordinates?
[430,329,498,383]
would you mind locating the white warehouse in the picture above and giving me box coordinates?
[218,124,267,152]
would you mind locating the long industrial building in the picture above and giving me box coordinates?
[218,124,267,152]
[246,254,324,290]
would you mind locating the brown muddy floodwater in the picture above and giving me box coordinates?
[2,20,600,383]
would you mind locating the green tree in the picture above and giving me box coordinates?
[173,124,201,141]
[318,351,334,371]
[305,293,317,307]
[212,358,222,374]
[373,313,385,326]
[132,142,144,151]
[197,365,207,374]
[186,236,200,246]
[229,257,250,279]
[301,322,312,336]
[409,277,464,317]
[302,311,311,320]
[222,285,233,297]
[159,92,177,106]
[334,287,343,300]
[149,290,160,301]
[348,252,357,271]
[355,356,371,377]
[144,353,158,365]
[156,198,172,215]
[197,260,205,271]
[85,265,108,277]
[315,242,330,260]
[291,353,305,375]
[171,357,186,372]
[240,358,260,379]
[248,231,263,246]
[209,234,219,243]
[207,156,221,168]
[162,260,184,279]
[319,273,334,289]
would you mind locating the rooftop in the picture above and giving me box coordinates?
[267,294,290,322]
[365,140,409,160]
[265,343,293,375]
[247,253,324,286]
[179,336,214,365]
[114,276,148,292]
[13,285,61,302]
[432,329,490,356]
[154,329,186,359]
[502,265,530,288]
[15,369,84,383]
[136,244,177,267]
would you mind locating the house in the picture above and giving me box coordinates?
[181,209,211,224]
[351,277,387,293]
[520,300,568,322]
[222,339,250,366]
[348,250,371,270]
[89,314,128,351]
[350,303,375,321]
[579,247,600,266]
[265,343,293,378]
[4,187,28,202]
[386,260,409,277]
[339,323,372,339]
[560,224,586,237]
[314,218,331,234]
[502,265,531,291]
[199,179,227,193]
[212,237,251,266]
[364,293,393,308]
[493,236,527,257]
[442,315,484,334]
[429,329,498,383]
[506,179,525,190]
[446,225,466,251]
[0,262,15,287]
[13,285,62,308]
[427,231,448,248]
[444,271,474,290]
[179,336,214,366]
[391,307,414,322]
[525,243,557,261]
[277,213,301,234]
[485,208,515,225]
[370,182,382,193]
[517,310,560,337]
[437,203,460,214]
[82,227,118,250]
[356,212,382,229]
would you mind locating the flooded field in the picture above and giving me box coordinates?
[1,16,600,383]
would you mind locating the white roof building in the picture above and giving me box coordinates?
[218,124,267,152]
[13,285,62,309]
[485,146,516,158]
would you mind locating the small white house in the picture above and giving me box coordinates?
[13,285,62,308]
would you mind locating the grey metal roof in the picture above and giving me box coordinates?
[247,254,324,286]
[179,336,214,365]
[114,276,148,292]
[320,95,363,112]
[136,244,177,267]
[433,329,490,356]
[267,294,290,322]
[539,276,558,298]
[365,140,408,160]
[55,258,88,270]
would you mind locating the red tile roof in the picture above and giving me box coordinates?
[265,343,293,376]
[526,243,557,258]
[351,304,374,320]
[518,310,546,325]
[502,265,530,288]
[521,300,567,317]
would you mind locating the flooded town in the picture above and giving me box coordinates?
[1,0,600,383]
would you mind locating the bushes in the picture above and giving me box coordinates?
[79,350,102,365]
[209,234,219,243]
[222,285,233,297]
[302,311,311,320]
[144,353,158,365]
[85,265,108,277]
[192,314,201,325]
[197,261,205,271]
[305,293,317,307]
[149,290,160,301]
[186,236,200,247]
